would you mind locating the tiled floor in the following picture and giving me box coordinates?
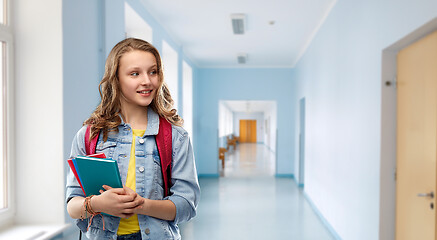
[179,143,335,240]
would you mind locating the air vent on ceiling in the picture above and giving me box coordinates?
[237,53,247,64]
[231,14,246,35]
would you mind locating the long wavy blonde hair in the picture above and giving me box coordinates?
[84,38,183,141]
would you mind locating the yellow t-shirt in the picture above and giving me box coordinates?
[117,129,145,235]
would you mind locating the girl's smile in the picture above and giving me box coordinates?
[137,89,153,97]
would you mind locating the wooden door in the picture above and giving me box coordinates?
[240,120,248,142]
[249,120,256,142]
[239,120,257,143]
[396,30,437,240]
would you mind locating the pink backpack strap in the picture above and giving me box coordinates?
[85,125,99,155]
[156,117,172,197]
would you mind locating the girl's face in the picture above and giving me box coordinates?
[118,50,159,111]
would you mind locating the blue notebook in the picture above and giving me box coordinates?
[73,155,123,196]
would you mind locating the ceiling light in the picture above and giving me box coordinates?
[231,14,246,34]
[237,53,247,64]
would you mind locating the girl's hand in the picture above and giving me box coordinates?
[116,185,145,212]
[131,197,177,221]
[91,185,144,218]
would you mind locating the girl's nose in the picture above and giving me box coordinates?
[141,74,151,84]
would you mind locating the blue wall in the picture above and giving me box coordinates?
[63,0,104,157]
[62,0,104,226]
[194,68,295,176]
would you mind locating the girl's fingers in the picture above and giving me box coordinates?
[135,197,145,206]
[120,201,137,209]
[118,193,136,202]
[102,185,113,190]
[104,186,126,195]
[123,186,137,197]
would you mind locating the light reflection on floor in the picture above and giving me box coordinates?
[222,143,275,177]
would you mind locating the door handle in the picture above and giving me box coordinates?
[417,191,434,198]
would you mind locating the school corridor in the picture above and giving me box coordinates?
[179,143,335,240]
[2,1,437,240]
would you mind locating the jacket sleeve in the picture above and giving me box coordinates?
[165,126,201,224]
[65,126,88,203]
[65,126,117,233]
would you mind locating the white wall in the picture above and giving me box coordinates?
[13,0,64,224]
[233,112,264,143]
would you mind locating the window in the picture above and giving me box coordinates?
[162,41,179,110]
[124,2,153,43]
[0,42,5,209]
[219,102,233,138]
[0,0,3,25]
[0,0,13,224]
[182,61,193,141]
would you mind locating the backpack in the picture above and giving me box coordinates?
[84,117,173,197]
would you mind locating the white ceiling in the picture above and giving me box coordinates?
[222,100,276,113]
[138,0,336,68]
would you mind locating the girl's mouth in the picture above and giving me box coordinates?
[137,90,152,94]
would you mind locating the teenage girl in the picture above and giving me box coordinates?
[66,38,200,240]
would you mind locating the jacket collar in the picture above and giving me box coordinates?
[118,107,159,136]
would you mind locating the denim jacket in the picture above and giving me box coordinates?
[66,108,200,240]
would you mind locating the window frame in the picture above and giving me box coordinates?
[182,60,193,140]
[0,0,15,227]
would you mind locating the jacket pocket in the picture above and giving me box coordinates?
[95,141,117,158]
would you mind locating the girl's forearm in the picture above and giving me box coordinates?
[68,196,176,220]
[138,199,176,221]
[67,196,87,219]
[67,195,106,219]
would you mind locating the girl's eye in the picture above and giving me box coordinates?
[130,72,139,76]
[149,70,157,76]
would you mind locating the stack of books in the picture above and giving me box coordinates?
[67,153,122,196]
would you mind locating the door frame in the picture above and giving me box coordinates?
[380,17,437,240]
[218,100,278,175]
